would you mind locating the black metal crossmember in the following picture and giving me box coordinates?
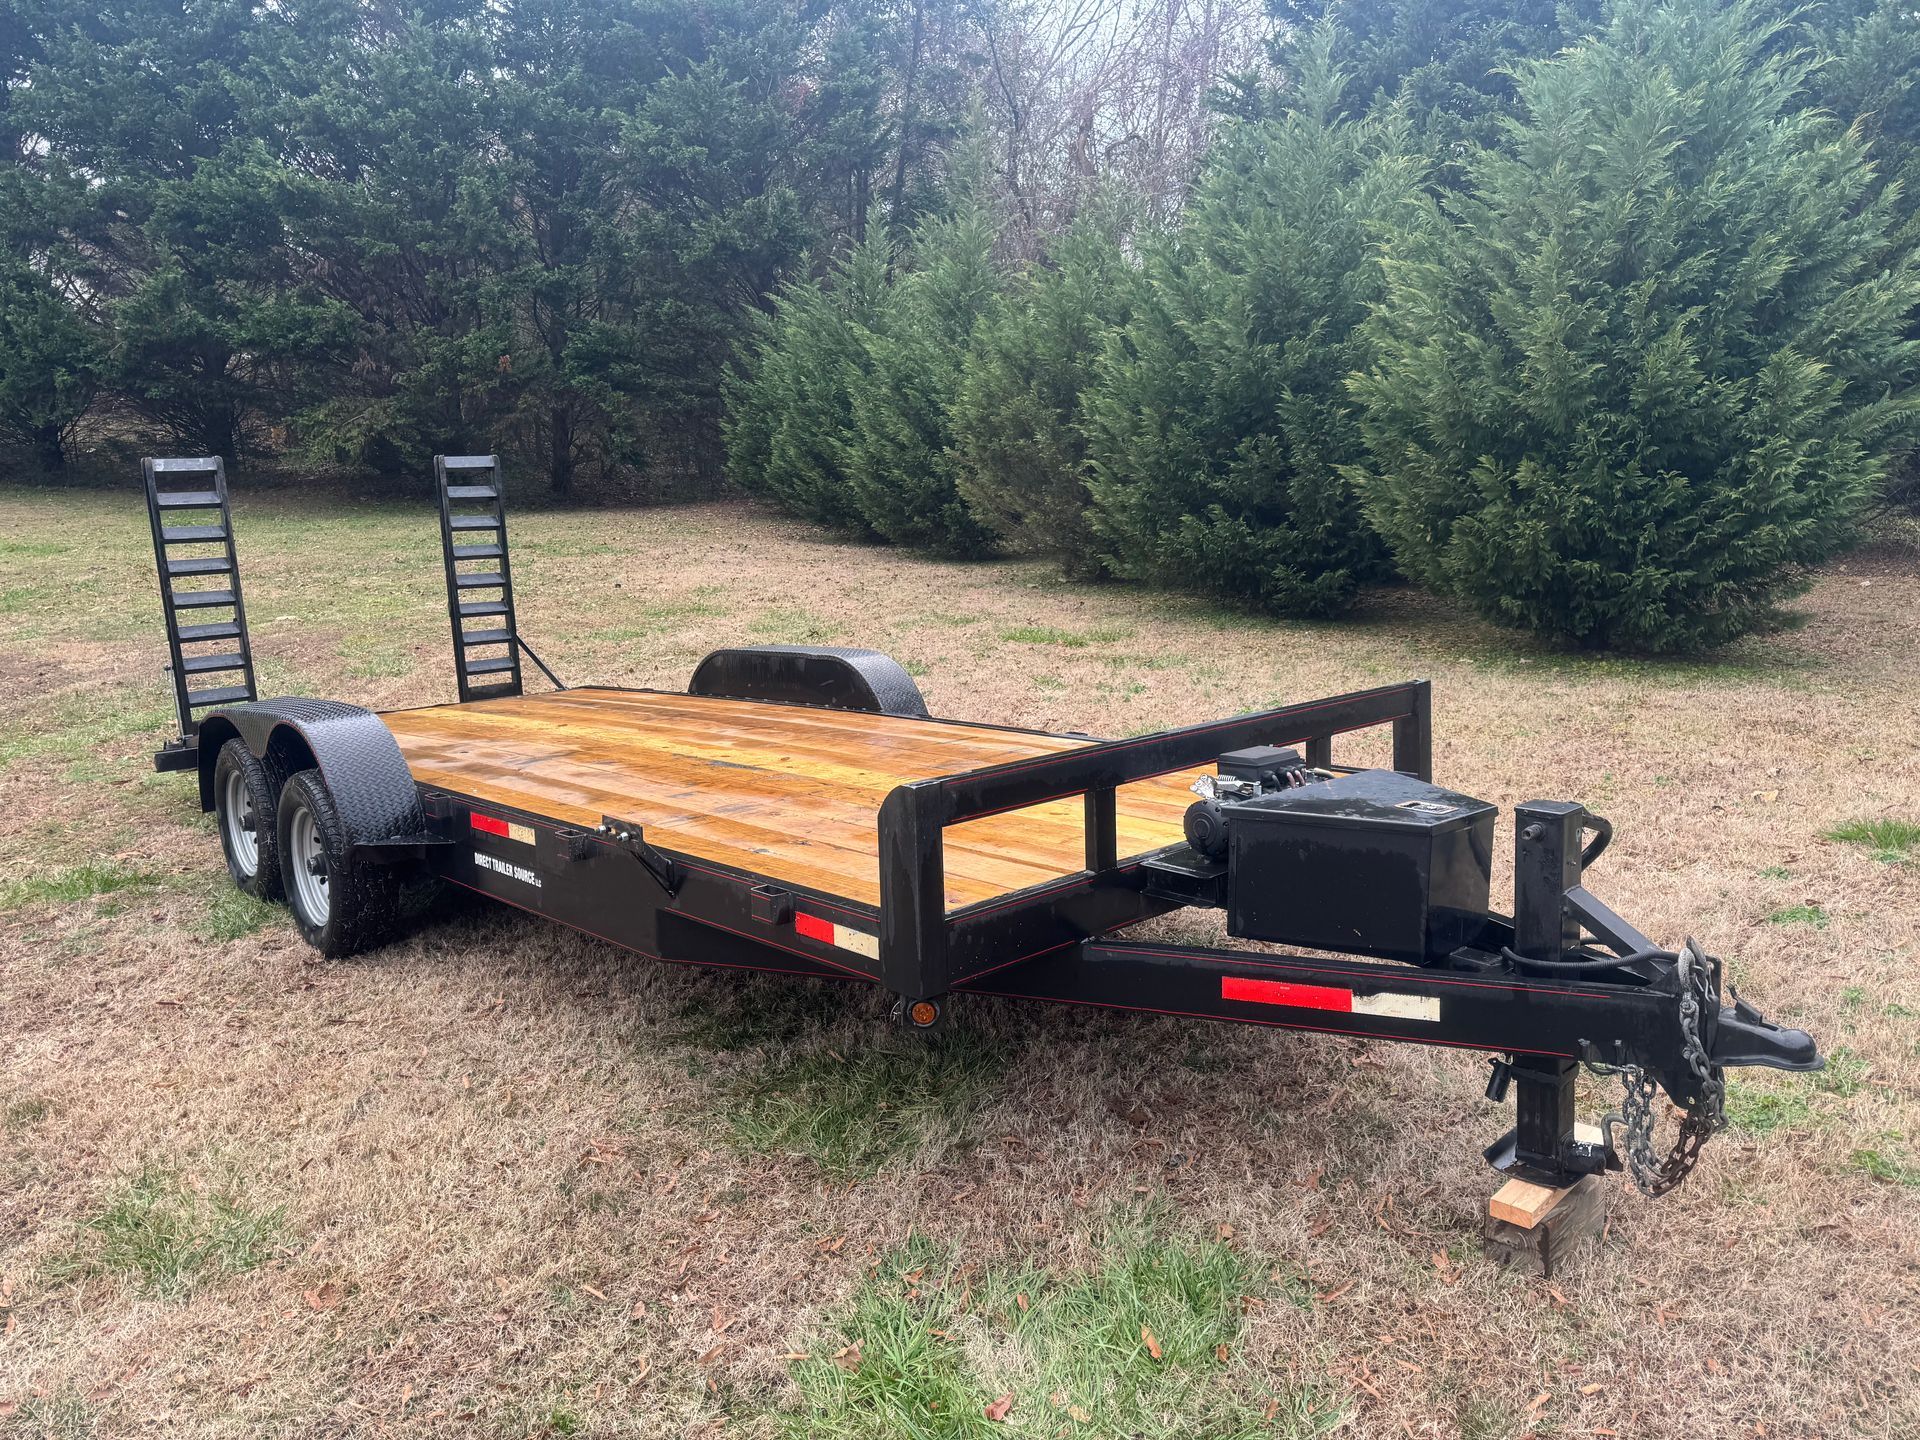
[142,457,258,770]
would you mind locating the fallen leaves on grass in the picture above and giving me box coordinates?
[1140,1324,1163,1360]
[303,1280,346,1311]
[984,1392,1013,1422]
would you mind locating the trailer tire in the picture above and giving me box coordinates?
[213,738,282,901]
[276,768,401,959]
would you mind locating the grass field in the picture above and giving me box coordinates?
[1,474,1917,1439]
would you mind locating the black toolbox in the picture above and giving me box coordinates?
[1224,769,1496,964]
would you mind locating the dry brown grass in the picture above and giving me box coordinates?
[1,478,1916,1439]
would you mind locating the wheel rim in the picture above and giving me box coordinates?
[222,768,258,877]
[288,802,330,926]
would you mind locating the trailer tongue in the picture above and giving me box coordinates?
[142,453,1821,1208]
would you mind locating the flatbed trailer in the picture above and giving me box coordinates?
[141,454,1822,1207]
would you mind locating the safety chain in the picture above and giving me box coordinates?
[1593,947,1727,1198]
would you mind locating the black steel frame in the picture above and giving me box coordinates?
[384,675,1817,1188]
[407,681,1430,995]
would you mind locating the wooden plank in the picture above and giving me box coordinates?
[1488,1178,1568,1230]
[382,689,1199,909]
[1482,1175,1607,1279]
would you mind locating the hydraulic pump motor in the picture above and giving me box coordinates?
[1221,768,1497,965]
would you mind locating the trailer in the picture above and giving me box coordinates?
[141,454,1821,1212]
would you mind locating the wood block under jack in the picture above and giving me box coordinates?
[1482,1174,1607,1278]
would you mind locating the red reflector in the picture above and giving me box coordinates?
[470,813,509,837]
[794,912,834,943]
[1220,976,1354,1013]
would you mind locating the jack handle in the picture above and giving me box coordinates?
[1580,814,1613,870]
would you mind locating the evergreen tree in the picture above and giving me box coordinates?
[1083,26,1416,617]
[251,0,519,475]
[1794,0,1920,513]
[951,213,1137,577]
[0,255,98,468]
[724,232,890,534]
[1350,0,1920,652]
[0,154,99,467]
[14,0,353,458]
[842,185,1001,556]
[1788,0,1920,249]
[1248,0,1604,175]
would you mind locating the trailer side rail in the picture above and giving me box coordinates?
[875,681,1432,998]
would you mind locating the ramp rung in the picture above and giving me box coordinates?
[185,684,252,708]
[462,682,520,702]
[447,515,498,532]
[457,600,509,618]
[169,588,237,608]
[155,490,222,508]
[445,485,497,500]
[149,458,220,475]
[460,627,511,645]
[455,572,505,589]
[441,455,495,471]
[161,525,227,544]
[181,650,245,674]
[166,556,232,577]
[176,621,241,642]
[452,543,502,560]
[463,656,516,676]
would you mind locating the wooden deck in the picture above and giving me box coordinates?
[381,688,1201,910]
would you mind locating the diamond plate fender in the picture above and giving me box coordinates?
[688,645,928,718]
[191,697,424,846]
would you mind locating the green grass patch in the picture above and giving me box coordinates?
[1814,1045,1868,1098]
[1723,1049,1865,1135]
[5,1096,52,1132]
[0,689,175,772]
[51,1165,286,1298]
[0,538,70,559]
[1454,1397,1523,1440]
[0,1386,96,1439]
[777,1229,1333,1438]
[747,606,840,644]
[1766,903,1829,929]
[198,884,279,942]
[906,611,985,629]
[587,595,729,643]
[1000,623,1133,648]
[1850,1146,1920,1186]
[727,1033,1006,1177]
[0,860,156,914]
[338,642,413,679]
[1825,817,1920,864]
[1723,1080,1815,1135]
[674,978,851,1053]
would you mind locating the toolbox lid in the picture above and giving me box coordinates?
[1223,768,1494,832]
